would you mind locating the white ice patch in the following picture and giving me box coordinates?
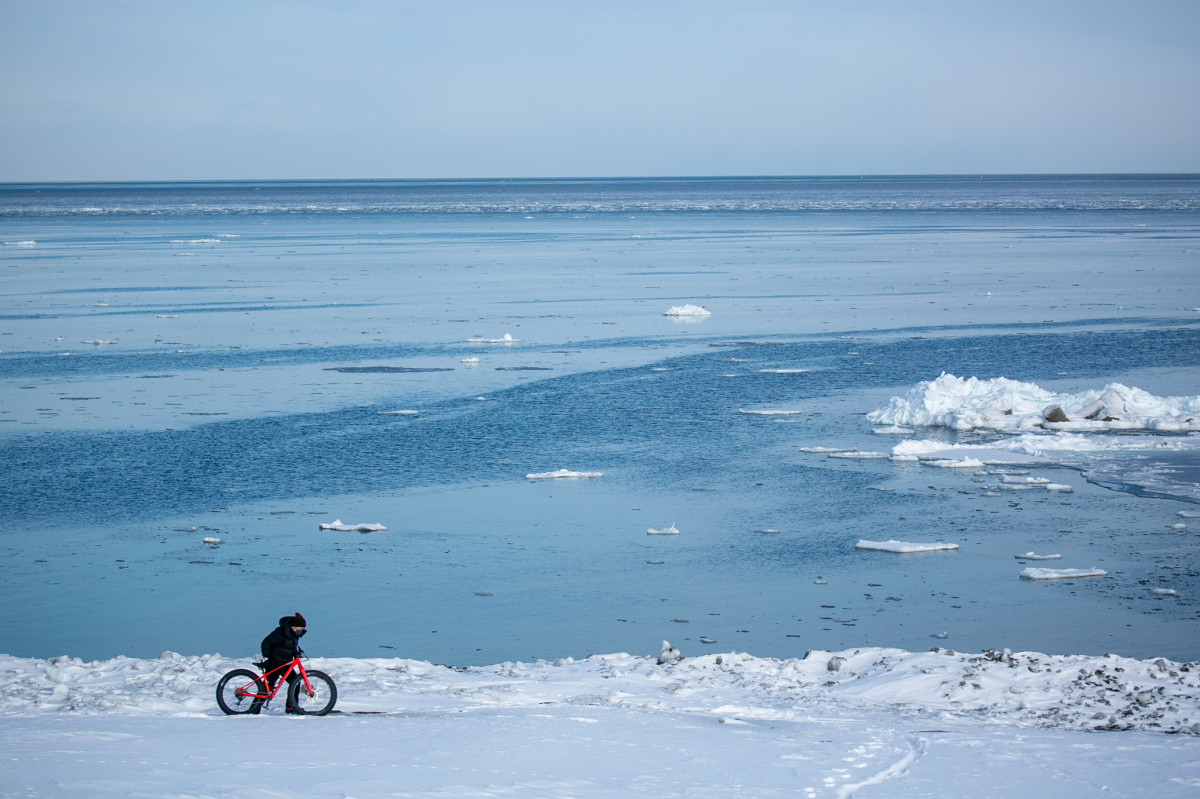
[868,373,1200,432]
[856,540,959,553]
[739,408,803,415]
[1020,567,1108,580]
[1015,552,1062,561]
[468,333,519,344]
[756,368,809,374]
[319,519,387,532]
[525,469,603,480]
[647,523,680,535]
[663,304,711,317]
[377,410,418,415]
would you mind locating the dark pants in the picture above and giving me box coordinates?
[249,661,300,713]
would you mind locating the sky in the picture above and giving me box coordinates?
[1,0,1198,181]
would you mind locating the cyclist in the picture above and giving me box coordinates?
[251,612,307,714]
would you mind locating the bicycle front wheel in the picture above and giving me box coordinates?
[216,668,264,715]
[288,669,337,715]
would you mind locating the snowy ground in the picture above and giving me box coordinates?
[2,645,1198,797]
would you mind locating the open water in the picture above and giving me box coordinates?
[1,176,1198,664]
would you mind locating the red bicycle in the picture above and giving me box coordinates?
[216,654,337,716]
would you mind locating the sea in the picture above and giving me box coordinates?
[1,175,1198,665]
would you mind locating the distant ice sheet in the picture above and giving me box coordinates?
[868,373,1200,432]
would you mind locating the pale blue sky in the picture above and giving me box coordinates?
[2,0,1197,181]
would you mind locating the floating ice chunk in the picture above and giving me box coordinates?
[856,540,959,553]
[872,425,914,435]
[525,468,603,480]
[202,537,222,545]
[1001,475,1051,485]
[1179,510,1200,519]
[461,357,480,364]
[798,446,848,453]
[754,528,780,534]
[828,451,889,459]
[1020,567,1107,580]
[4,240,36,246]
[319,519,387,532]
[1015,552,1062,561]
[1045,484,1074,492]
[756,368,808,374]
[739,408,803,415]
[377,410,419,415]
[1169,523,1187,531]
[663,304,711,317]
[467,333,520,344]
[647,523,680,535]
[868,373,1200,432]
[1150,588,1178,596]
[82,339,116,345]
[928,457,986,469]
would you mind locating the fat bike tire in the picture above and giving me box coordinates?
[216,668,264,715]
[288,669,337,715]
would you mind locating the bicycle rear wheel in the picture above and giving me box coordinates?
[216,668,265,715]
[288,669,337,715]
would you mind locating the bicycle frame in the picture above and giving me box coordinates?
[237,657,314,702]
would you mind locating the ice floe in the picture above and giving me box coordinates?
[868,373,1200,432]
[1020,567,1108,580]
[856,540,959,553]
[525,469,603,480]
[467,333,519,344]
[318,519,387,532]
[1015,552,1063,561]
[738,408,803,415]
[663,304,711,317]
[377,410,419,415]
[647,523,680,535]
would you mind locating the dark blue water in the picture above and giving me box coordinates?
[2,176,1198,665]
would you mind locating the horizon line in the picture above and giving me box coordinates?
[3,172,1199,187]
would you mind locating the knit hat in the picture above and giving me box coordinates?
[291,612,307,628]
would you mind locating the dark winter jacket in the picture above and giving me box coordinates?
[260,616,306,665]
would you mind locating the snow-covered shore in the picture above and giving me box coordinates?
[2,646,1198,796]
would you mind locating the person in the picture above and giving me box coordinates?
[251,612,307,714]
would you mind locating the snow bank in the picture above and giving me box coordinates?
[857,540,959,553]
[1,647,1196,735]
[868,373,1200,432]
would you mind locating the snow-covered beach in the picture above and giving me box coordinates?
[2,176,1199,794]
[2,645,1198,797]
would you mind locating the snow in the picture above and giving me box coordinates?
[663,304,711,317]
[525,468,604,479]
[1020,567,1109,580]
[2,646,1197,797]
[856,540,960,554]
[318,519,388,532]
[867,373,1200,432]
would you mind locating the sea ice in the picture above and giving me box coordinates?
[663,304,711,317]
[868,373,1200,432]
[377,410,419,415]
[1020,567,1108,580]
[647,523,680,535]
[1015,552,1062,560]
[856,540,959,553]
[738,408,803,415]
[467,333,519,343]
[525,469,603,479]
[318,519,387,532]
